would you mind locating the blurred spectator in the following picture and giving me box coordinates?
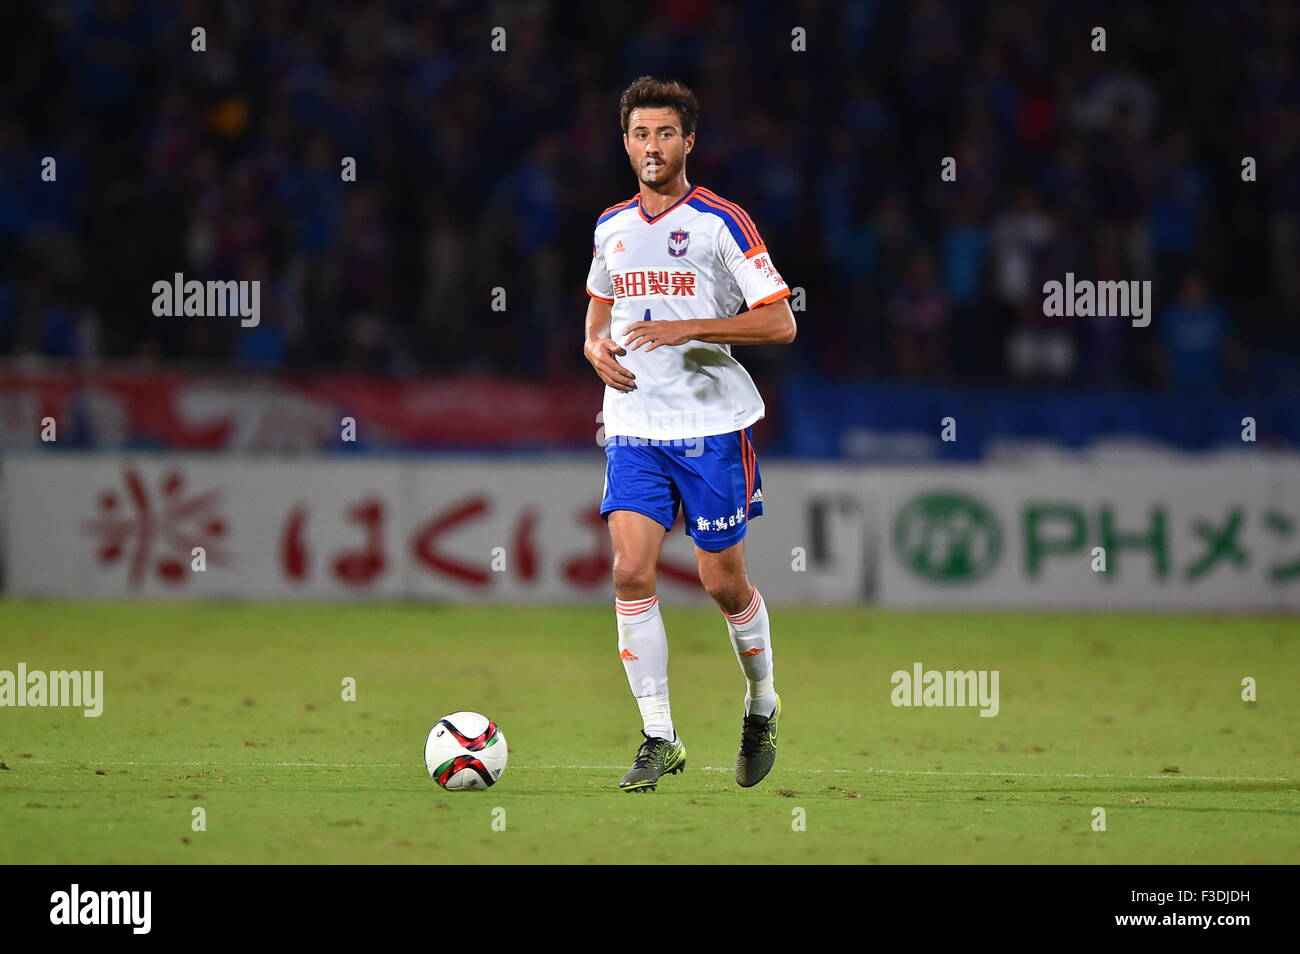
[888,250,950,379]
[1158,273,1233,393]
[990,186,1054,307]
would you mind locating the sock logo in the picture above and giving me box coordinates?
[619,648,639,661]
[739,647,766,656]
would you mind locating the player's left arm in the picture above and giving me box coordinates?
[623,296,796,352]
[680,296,796,346]
[622,294,796,352]
[623,222,796,351]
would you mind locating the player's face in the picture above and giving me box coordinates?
[624,107,693,187]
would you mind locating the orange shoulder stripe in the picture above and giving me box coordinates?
[693,193,761,247]
[598,197,638,219]
[697,188,763,246]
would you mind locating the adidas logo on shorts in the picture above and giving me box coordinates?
[749,488,763,504]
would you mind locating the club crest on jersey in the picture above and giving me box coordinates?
[667,229,690,257]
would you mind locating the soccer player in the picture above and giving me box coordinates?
[582,77,797,792]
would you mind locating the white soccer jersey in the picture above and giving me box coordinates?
[585,185,790,441]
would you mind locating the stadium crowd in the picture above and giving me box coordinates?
[0,0,1296,397]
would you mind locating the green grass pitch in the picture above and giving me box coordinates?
[1,600,1296,864]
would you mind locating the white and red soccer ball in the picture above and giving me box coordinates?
[424,711,508,790]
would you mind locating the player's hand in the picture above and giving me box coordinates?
[622,319,697,352]
[584,337,637,391]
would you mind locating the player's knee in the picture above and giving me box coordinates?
[611,554,656,598]
[699,566,748,609]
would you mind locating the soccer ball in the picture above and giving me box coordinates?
[424,711,508,790]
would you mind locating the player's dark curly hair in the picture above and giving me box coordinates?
[619,76,699,138]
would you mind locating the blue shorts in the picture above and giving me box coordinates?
[599,426,764,552]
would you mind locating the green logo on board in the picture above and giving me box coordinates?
[894,492,1002,583]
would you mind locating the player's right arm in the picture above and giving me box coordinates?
[583,227,636,392]
[583,296,636,392]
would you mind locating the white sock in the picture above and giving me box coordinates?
[723,585,776,717]
[616,594,675,741]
